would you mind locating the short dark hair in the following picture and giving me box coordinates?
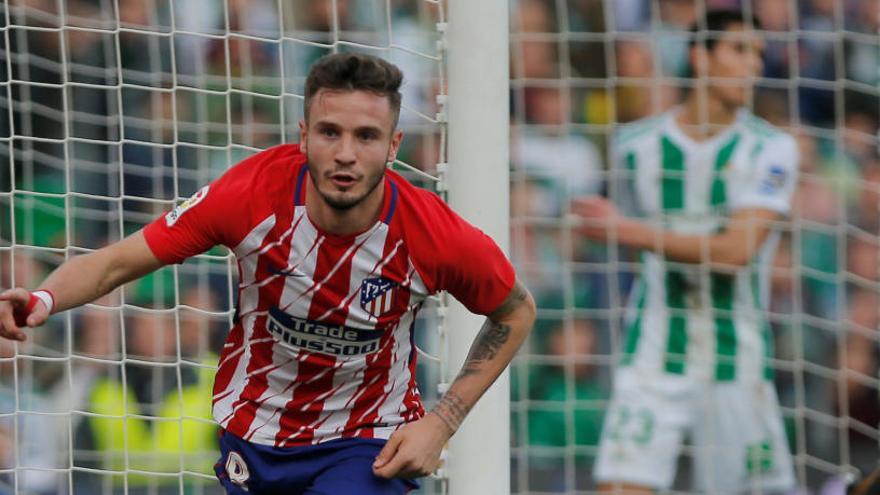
[688,9,762,52]
[304,53,404,127]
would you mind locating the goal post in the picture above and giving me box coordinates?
[444,0,510,494]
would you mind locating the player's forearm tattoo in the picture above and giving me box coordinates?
[431,390,470,434]
[456,281,526,378]
[456,320,512,379]
[430,282,529,433]
[471,320,512,361]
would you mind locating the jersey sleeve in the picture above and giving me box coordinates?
[143,154,263,264]
[410,194,516,316]
[730,134,799,215]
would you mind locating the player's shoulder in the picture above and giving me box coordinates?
[613,112,669,149]
[384,169,473,245]
[740,111,796,147]
[211,144,306,200]
[227,143,307,183]
[736,112,799,182]
[385,169,451,216]
[383,169,513,301]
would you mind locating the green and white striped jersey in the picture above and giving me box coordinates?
[614,107,799,383]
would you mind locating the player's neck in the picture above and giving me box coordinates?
[677,91,740,141]
[305,178,385,237]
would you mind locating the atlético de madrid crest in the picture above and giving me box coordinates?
[360,277,397,318]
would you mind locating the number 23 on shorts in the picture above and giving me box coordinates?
[607,405,655,445]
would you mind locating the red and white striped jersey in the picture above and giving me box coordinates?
[143,144,515,448]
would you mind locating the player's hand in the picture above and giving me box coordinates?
[0,288,51,342]
[571,196,620,241]
[372,413,451,479]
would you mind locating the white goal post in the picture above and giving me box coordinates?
[445,1,510,495]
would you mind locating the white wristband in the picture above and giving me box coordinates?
[32,290,55,314]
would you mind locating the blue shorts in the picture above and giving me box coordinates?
[214,430,419,494]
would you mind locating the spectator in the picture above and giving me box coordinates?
[513,87,603,202]
[614,38,680,123]
[756,0,793,78]
[510,85,602,304]
[798,0,838,125]
[852,160,880,232]
[511,0,559,80]
[524,319,607,492]
[0,337,67,495]
[0,253,64,494]
[72,276,217,494]
[654,0,697,79]
[845,0,880,86]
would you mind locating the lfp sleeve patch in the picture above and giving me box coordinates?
[165,185,210,226]
[759,165,788,195]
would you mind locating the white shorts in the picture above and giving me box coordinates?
[594,369,795,493]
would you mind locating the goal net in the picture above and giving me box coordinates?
[5,0,879,494]
[509,0,880,493]
[0,1,449,493]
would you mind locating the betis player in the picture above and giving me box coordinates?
[574,10,798,494]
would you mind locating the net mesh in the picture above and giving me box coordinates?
[0,1,447,493]
[510,0,880,493]
[5,0,880,494]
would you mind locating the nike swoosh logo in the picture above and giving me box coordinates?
[269,266,308,278]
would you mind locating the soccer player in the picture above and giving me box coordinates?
[0,53,536,494]
[573,10,798,494]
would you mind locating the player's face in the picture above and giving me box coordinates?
[300,89,402,211]
[704,23,765,108]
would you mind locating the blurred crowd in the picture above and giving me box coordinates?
[0,0,877,494]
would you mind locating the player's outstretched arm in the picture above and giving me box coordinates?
[373,280,536,480]
[0,230,164,341]
[572,196,780,269]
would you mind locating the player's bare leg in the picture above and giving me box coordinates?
[597,482,655,494]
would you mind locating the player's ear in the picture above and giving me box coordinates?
[299,120,308,153]
[387,129,403,164]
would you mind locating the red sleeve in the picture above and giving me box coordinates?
[143,150,269,264]
[407,191,516,315]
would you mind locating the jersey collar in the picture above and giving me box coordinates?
[665,105,746,149]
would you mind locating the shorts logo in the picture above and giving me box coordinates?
[165,185,209,226]
[360,277,397,318]
[225,451,250,487]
